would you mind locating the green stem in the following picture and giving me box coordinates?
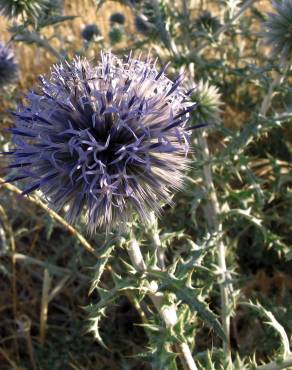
[197,132,232,359]
[149,211,165,269]
[260,62,291,117]
[127,236,198,370]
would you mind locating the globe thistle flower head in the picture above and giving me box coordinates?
[0,42,18,89]
[6,53,196,233]
[109,27,123,44]
[0,0,46,20]
[81,24,100,42]
[262,0,292,66]
[188,80,222,123]
[194,11,221,36]
[109,12,125,25]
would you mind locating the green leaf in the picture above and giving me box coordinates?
[147,270,226,341]
[38,15,77,28]
[244,301,291,357]
[87,306,109,349]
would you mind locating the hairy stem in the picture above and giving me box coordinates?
[197,132,232,357]
[127,237,198,370]
[149,211,165,270]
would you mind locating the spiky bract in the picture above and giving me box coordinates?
[7,53,194,233]
[0,42,18,88]
[81,24,100,42]
[188,80,221,123]
[262,0,292,66]
[0,0,46,20]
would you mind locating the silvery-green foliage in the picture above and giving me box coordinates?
[132,0,172,49]
[194,11,221,37]
[87,0,291,367]
[0,0,47,20]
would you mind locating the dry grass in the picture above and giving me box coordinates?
[0,0,134,88]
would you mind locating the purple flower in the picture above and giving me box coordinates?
[109,12,125,25]
[81,24,100,42]
[6,53,196,233]
[0,42,18,88]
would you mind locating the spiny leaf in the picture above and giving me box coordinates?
[89,244,115,295]
[87,307,108,349]
[147,270,226,340]
[244,301,290,357]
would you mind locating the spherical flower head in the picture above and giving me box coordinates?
[7,53,195,233]
[262,0,292,66]
[0,42,18,89]
[0,0,46,21]
[188,80,222,123]
[194,11,221,36]
[109,27,123,44]
[109,12,125,25]
[81,24,100,42]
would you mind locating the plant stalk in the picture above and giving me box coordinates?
[127,237,198,370]
[149,211,166,270]
[197,131,231,357]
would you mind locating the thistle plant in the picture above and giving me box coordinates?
[81,24,100,42]
[188,79,222,124]
[5,51,201,369]
[0,0,46,21]
[108,27,124,44]
[6,53,197,233]
[109,12,125,25]
[262,0,292,66]
[194,11,221,36]
[1,1,292,369]
[0,42,18,89]
[260,1,292,116]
